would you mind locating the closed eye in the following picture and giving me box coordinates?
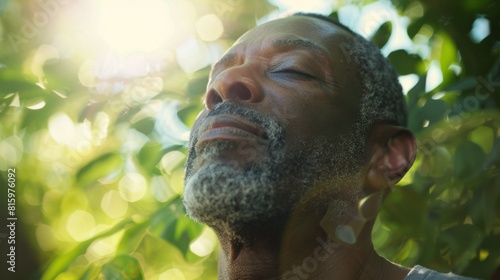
[273,69,316,79]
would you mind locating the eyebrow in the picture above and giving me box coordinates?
[271,38,329,61]
[211,37,331,72]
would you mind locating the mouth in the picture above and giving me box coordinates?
[196,114,268,146]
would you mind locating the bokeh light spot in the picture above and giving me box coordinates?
[48,113,75,146]
[119,172,147,202]
[26,99,46,110]
[196,14,224,41]
[398,74,419,95]
[425,60,443,92]
[0,135,23,170]
[101,190,128,218]
[189,227,217,257]
[160,150,186,174]
[66,210,96,242]
[31,44,59,78]
[151,175,175,202]
[159,268,186,280]
[175,37,210,73]
[97,0,173,54]
[469,17,490,43]
[86,233,122,262]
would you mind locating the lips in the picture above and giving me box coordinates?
[196,114,268,145]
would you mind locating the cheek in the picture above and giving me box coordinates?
[271,92,347,143]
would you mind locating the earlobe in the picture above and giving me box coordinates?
[364,124,417,192]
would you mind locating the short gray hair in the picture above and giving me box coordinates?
[294,13,407,135]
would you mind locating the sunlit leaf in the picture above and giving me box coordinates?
[76,152,123,186]
[177,103,204,128]
[136,141,165,175]
[437,32,459,86]
[101,255,144,280]
[0,65,41,94]
[41,219,134,280]
[469,126,494,154]
[161,214,205,256]
[116,223,149,256]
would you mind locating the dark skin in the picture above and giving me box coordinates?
[189,16,417,279]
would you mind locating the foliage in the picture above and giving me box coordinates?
[0,0,499,279]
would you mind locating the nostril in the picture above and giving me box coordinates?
[229,83,252,101]
[206,89,223,110]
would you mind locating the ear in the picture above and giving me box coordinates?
[364,124,417,193]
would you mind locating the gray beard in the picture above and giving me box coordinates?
[183,102,365,233]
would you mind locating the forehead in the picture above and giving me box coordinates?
[233,16,352,52]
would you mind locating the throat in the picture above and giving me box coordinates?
[217,222,286,279]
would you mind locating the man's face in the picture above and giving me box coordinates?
[183,16,365,230]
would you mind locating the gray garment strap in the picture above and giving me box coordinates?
[404,266,480,280]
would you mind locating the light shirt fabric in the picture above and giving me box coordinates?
[405,265,479,280]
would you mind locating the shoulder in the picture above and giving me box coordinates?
[404,265,480,280]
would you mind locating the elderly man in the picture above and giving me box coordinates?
[183,13,477,280]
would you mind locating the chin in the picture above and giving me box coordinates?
[184,161,273,226]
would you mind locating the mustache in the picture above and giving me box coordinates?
[193,102,276,137]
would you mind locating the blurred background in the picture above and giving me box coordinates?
[0,0,499,279]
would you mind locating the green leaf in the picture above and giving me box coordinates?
[327,11,340,22]
[470,181,500,233]
[408,99,446,133]
[132,118,155,135]
[80,264,101,280]
[437,32,459,85]
[76,152,123,186]
[484,137,500,168]
[469,126,494,154]
[453,141,486,179]
[441,76,477,92]
[379,187,427,237]
[462,0,491,12]
[116,222,150,255]
[136,141,167,175]
[420,146,452,178]
[161,211,204,256]
[115,196,183,257]
[186,66,210,100]
[177,103,204,128]
[149,196,184,235]
[101,255,144,280]
[0,67,41,94]
[388,50,423,75]
[151,196,204,256]
[41,219,135,280]
[43,58,81,91]
[370,21,392,49]
[406,16,425,38]
[407,73,426,110]
[438,225,483,272]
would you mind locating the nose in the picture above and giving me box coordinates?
[204,66,264,110]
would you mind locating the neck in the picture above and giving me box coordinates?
[214,205,410,280]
